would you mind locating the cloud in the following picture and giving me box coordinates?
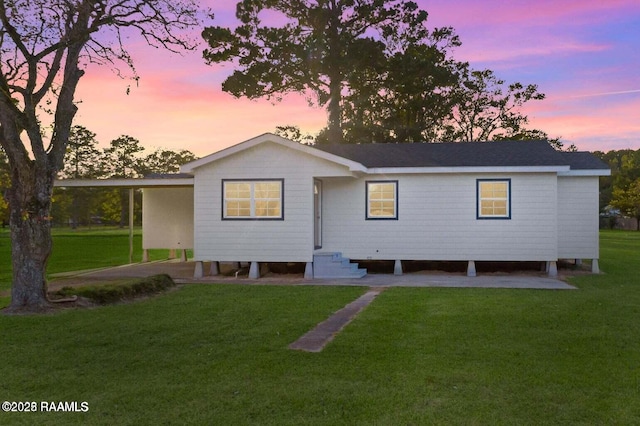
[567,89,640,99]
[422,0,638,29]
[456,37,610,65]
[75,68,327,156]
[524,93,640,151]
[422,0,638,70]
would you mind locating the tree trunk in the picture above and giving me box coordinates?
[327,81,343,144]
[4,170,55,313]
[325,0,344,145]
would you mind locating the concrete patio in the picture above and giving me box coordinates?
[49,260,577,290]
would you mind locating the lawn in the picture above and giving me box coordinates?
[0,227,177,294]
[0,230,639,424]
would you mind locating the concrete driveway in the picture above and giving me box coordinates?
[49,260,576,290]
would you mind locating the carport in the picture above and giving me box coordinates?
[54,175,194,263]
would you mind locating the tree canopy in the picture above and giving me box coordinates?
[203,0,450,143]
[440,68,545,142]
[204,0,550,145]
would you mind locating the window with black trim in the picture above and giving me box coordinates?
[366,181,398,219]
[477,179,511,219]
[223,179,283,219]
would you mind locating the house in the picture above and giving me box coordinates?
[138,133,610,279]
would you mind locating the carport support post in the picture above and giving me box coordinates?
[129,188,134,264]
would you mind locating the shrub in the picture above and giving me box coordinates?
[54,274,176,304]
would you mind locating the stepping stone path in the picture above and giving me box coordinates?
[289,288,384,352]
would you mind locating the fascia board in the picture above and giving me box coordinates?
[558,169,611,177]
[180,133,367,174]
[365,165,570,174]
[180,133,278,172]
[54,178,194,188]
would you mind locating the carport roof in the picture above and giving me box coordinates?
[54,173,194,188]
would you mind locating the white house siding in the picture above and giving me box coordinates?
[142,187,194,249]
[320,173,559,261]
[557,176,600,259]
[192,142,355,263]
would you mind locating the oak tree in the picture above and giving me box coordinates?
[202,0,436,143]
[341,38,462,143]
[0,0,201,313]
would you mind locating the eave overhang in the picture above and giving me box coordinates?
[54,178,194,188]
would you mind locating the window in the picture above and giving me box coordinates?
[223,179,283,219]
[366,181,398,219]
[477,179,511,219]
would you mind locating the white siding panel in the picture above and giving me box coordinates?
[193,142,355,262]
[557,176,600,259]
[321,173,558,261]
[142,187,194,249]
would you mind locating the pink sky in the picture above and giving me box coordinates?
[73,0,640,157]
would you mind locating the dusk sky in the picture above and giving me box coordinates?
[73,0,640,157]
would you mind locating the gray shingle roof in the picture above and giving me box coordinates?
[315,140,609,170]
[557,151,610,170]
[144,172,194,179]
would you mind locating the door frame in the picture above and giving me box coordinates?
[314,179,322,249]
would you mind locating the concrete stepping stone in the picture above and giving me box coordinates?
[289,288,383,352]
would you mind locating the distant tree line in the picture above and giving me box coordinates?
[595,149,640,230]
[3,130,637,230]
[0,125,196,229]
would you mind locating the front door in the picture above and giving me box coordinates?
[314,179,322,249]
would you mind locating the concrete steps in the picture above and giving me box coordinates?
[313,252,367,279]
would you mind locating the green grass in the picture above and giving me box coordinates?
[0,230,639,424]
[0,227,183,293]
